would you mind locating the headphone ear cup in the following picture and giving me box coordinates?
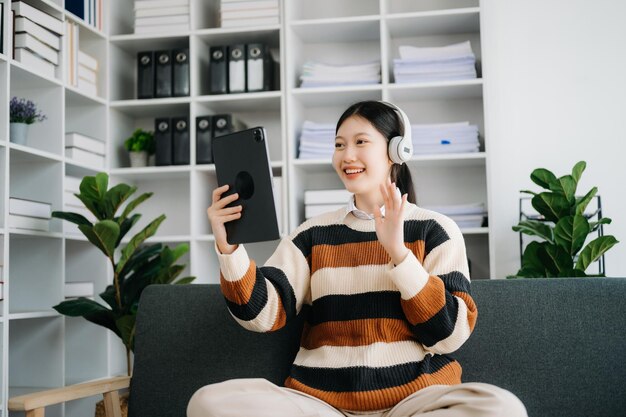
[388,135,412,164]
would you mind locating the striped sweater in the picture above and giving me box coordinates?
[215,201,477,412]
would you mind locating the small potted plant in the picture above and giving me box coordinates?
[124,128,155,167]
[9,96,47,145]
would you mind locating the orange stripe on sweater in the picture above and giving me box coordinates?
[402,275,446,325]
[453,291,478,332]
[270,295,287,331]
[219,259,257,305]
[300,318,415,349]
[284,360,462,412]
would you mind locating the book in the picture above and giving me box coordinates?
[8,213,50,231]
[304,189,351,205]
[135,5,189,17]
[14,45,56,78]
[134,23,188,34]
[14,16,61,50]
[65,132,105,155]
[135,14,189,26]
[64,281,95,298]
[9,197,52,219]
[14,32,59,64]
[78,63,97,83]
[134,0,189,9]
[220,15,279,27]
[11,1,64,35]
[78,50,98,71]
[220,0,279,11]
[221,8,279,19]
[65,146,105,168]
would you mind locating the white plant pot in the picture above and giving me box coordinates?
[129,151,149,167]
[9,123,29,145]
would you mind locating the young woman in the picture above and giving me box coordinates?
[189,101,527,417]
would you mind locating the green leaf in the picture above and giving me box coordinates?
[549,175,577,205]
[117,243,162,283]
[520,190,538,196]
[557,269,587,278]
[104,183,136,219]
[575,236,620,271]
[537,243,573,276]
[116,315,136,351]
[513,220,554,243]
[119,192,152,223]
[88,220,120,259]
[116,215,166,275]
[99,285,118,311]
[571,161,586,185]
[520,241,550,276]
[511,266,547,278]
[531,192,571,223]
[530,168,557,189]
[575,187,598,216]
[116,213,141,247]
[95,172,109,199]
[554,214,590,256]
[589,217,612,233]
[174,276,196,285]
[169,243,190,263]
[51,210,92,226]
[53,298,121,338]
[159,264,185,284]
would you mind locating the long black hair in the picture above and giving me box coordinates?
[335,100,417,204]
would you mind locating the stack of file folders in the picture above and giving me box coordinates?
[8,197,52,232]
[421,203,487,229]
[65,21,99,96]
[393,41,477,84]
[304,189,351,219]
[64,176,97,234]
[297,121,335,160]
[300,61,381,88]
[220,0,279,28]
[12,1,64,80]
[412,122,480,155]
[65,132,106,168]
[134,0,189,34]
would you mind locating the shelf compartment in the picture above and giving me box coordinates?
[387,79,483,100]
[66,20,109,100]
[65,88,107,144]
[10,65,64,155]
[287,0,379,21]
[386,0,479,15]
[386,7,480,37]
[8,234,63,314]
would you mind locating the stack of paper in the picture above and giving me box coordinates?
[300,61,381,88]
[422,203,487,229]
[65,23,100,96]
[12,2,64,79]
[411,122,480,155]
[220,0,279,28]
[65,132,106,168]
[8,197,52,232]
[297,121,335,160]
[63,175,97,234]
[134,0,190,34]
[304,189,351,219]
[393,41,477,84]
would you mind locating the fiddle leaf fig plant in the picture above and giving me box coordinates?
[509,161,619,278]
[51,172,195,375]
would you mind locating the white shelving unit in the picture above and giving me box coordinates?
[0,0,491,415]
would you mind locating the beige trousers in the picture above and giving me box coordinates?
[187,378,528,417]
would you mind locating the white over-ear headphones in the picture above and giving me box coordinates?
[379,101,413,164]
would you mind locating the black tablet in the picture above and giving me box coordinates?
[212,126,280,244]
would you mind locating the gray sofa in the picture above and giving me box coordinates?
[128,278,626,417]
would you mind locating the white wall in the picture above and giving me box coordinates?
[482,0,626,278]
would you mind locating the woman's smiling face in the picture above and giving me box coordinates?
[332,115,393,196]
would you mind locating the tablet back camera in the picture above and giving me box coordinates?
[235,171,255,200]
[254,129,263,143]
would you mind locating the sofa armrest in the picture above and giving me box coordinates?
[8,376,131,417]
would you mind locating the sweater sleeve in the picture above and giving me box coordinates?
[215,228,311,333]
[385,215,477,354]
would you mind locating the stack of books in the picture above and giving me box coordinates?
[297,121,335,160]
[421,203,487,229]
[64,282,95,299]
[12,1,64,79]
[65,0,104,31]
[8,197,52,232]
[412,122,480,155]
[63,175,97,234]
[393,41,477,84]
[304,189,351,219]
[134,0,190,34]
[64,22,100,96]
[300,60,381,88]
[65,132,106,168]
[219,0,280,28]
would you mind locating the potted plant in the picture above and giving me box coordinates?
[51,172,195,378]
[9,96,47,145]
[509,161,619,278]
[124,128,155,167]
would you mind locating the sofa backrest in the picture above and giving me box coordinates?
[129,278,626,417]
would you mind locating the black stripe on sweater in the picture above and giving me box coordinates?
[224,268,268,321]
[409,291,459,347]
[260,265,297,321]
[290,354,454,392]
[308,292,404,326]
[439,271,471,294]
